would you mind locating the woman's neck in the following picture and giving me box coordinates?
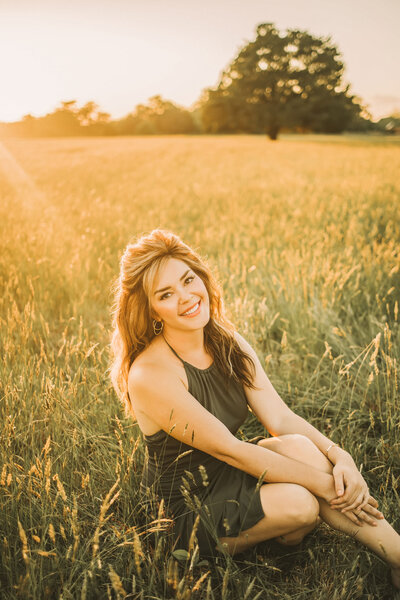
[162,327,206,357]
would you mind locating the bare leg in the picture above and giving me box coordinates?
[275,516,322,546]
[258,435,400,586]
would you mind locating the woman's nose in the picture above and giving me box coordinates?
[178,287,192,303]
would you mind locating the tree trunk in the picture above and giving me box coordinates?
[267,88,280,140]
[267,124,279,140]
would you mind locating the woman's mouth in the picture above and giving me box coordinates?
[180,300,201,317]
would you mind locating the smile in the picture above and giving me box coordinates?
[180,300,201,317]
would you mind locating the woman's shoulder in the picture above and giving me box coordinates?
[128,340,185,436]
[128,338,184,389]
[232,330,260,369]
[233,330,253,352]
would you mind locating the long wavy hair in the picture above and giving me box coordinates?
[110,229,256,414]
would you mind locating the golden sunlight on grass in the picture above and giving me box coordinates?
[1,135,399,599]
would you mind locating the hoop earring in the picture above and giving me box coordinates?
[153,319,163,336]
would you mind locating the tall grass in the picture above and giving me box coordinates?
[0,135,399,599]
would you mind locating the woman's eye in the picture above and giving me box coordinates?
[159,276,194,300]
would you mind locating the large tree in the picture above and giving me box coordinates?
[202,23,361,139]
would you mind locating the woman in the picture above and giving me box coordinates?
[110,229,400,586]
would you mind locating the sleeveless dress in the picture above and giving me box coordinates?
[140,340,265,556]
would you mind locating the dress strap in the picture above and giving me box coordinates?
[163,336,185,364]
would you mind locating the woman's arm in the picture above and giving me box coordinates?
[235,332,373,513]
[128,361,337,502]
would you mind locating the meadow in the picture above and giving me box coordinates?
[0,134,399,600]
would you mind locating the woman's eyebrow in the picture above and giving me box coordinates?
[154,269,191,295]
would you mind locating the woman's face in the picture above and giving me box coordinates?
[150,257,210,333]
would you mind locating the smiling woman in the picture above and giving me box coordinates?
[109,229,400,585]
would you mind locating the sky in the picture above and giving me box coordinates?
[0,0,399,123]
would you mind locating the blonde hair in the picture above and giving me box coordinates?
[110,229,256,414]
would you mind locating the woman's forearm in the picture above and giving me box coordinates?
[220,438,336,500]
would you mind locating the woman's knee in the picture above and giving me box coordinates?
[285,433,315,447]
[258,433,314,451]
[262,483,319,528]
[257,434,332,473]
[291,486,319,526]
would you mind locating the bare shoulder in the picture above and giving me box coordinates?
[128,344,179,385]
[233,330,258,358]
[128,339,185,399]
[233,329,249,348]
[127,340,187,435]
[129,341,165,378]
[233,330,269,390]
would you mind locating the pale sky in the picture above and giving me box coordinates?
[0,0,399,123]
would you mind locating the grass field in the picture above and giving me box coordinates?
[0,134,399,599]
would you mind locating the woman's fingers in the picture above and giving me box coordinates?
[330,489,359,509]
[330,495,349,506]
[341,501,384,527]
[352,494,381,516]
[362,502,384,520]
[330,485,359,505]
[342,510,364,526]
[333,470,345,497]
[332,493,381,515]
[341,492,367,513]
[330,485,370,509]
[330,500,349,509]
[356,495,371,513]
[368,495,379,508]
[330,491,352,506]
[357,511,378,526]
[343,509,378,527]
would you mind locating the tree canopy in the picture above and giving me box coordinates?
[0,101,111,137]
[114,96,197,135]
[201,23,362,139]
[0,97,197,137]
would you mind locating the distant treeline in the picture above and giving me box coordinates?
[2,23,400,140]
[0,97,199,137]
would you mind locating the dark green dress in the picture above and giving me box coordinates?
[140,341,265,556]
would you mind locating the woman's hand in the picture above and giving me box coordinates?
[340,496,384,527]
[329,457,375,514]
[318,472,384,526]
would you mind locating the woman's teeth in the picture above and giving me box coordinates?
[182,302,200,316]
